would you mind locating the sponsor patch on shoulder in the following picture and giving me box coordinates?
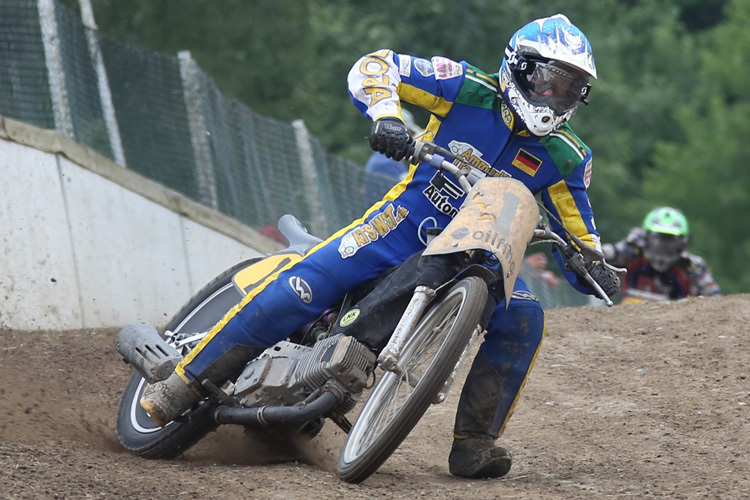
[398,55,411,78]
[414,58,434,77]
[433,57,463,80]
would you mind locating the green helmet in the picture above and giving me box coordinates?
[642,207,689,237]
[642,207,689,271]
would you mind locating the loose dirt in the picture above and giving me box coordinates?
[1,294,747,499]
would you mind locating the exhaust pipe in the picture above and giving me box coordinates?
[212,389,341,427]
[116,321,182,383]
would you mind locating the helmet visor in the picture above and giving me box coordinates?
[517,60,590,114]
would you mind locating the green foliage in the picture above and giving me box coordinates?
[648,0,750,293]
[83,0,747,292]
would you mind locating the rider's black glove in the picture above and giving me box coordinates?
[369,118,412,161]
[587,261,621,297]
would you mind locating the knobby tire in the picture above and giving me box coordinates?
[337,276,488,483]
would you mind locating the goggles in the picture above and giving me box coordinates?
[645,233,687,272]
[516,59,591,114]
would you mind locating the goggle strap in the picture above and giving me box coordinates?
[580,83,592,105]
[504,45,521,70]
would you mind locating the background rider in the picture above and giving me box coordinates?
[602,206,721,302]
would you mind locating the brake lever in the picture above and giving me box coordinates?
[561,243,615,307]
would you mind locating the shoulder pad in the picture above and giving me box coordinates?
[626,227,646,246]
[454,65,500,111]
[683,252,707,270]
[539,124,591,178]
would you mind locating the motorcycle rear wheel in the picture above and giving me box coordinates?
[115,259,258,459]
[337,276,487,483]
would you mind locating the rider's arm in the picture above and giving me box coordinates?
[602,227,643,267]
[347,49,466,122]
[686,254,722,297]
[540,152,603,295]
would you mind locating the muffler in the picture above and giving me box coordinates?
[116,320,182,383]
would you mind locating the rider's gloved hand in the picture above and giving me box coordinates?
[586,261,621,297]
[369,118,412,161]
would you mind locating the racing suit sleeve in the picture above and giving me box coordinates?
[602,227,644,267]
[686,254,722,296]
[347,49,465,123]
[541,152,603,295]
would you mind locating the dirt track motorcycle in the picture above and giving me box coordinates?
[116,141,620,483]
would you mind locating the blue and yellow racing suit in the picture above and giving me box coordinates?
[177,50,602,439]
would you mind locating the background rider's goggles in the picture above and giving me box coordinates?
[647,233,685,257]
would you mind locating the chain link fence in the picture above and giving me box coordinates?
[0,0,372,238]
[0,0,591,308]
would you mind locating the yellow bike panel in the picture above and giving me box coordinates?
[423,177,539,304]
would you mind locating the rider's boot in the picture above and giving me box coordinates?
[449,434,512,479]
[449,349,513,478]
[141,344,271,427]
[140,372,202,427]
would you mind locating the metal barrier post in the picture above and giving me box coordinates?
[179,50,218,209]
[38,0,74,139]
[292,119,327,238]
[78,0,126,167]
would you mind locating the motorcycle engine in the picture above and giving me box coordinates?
[231,334,375,411]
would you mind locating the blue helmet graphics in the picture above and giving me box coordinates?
[500,14,597,136]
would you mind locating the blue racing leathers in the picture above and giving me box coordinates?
[176,49,602,440]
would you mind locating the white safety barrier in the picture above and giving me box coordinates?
[0,116,280,330]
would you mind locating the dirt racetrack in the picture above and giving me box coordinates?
[1,294,747,499]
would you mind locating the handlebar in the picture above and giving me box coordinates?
[408,140,626,306]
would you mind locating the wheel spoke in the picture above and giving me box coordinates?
[338,277,488,483]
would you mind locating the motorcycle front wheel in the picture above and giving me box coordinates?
[115,259,258,459]
[337,276,488,483]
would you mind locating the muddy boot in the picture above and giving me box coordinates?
[449,434,512,478]
[449,349,513,478]
[140,372,201,427]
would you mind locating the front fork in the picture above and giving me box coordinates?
[377,285,436,374]
[376,281,484,405]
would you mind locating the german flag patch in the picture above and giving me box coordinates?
[512,149,542,177]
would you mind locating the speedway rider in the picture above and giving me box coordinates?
[603,206,721,301]
[141,14,620,479]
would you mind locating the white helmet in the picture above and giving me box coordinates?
[499,14,597,136]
